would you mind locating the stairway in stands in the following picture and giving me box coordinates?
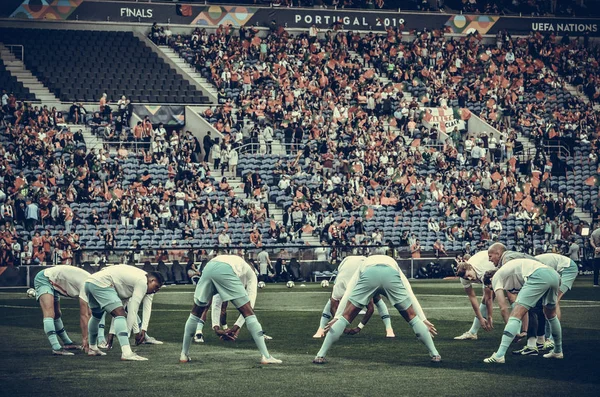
[0,43,61,107]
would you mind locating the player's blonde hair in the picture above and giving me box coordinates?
[456,262,473,278]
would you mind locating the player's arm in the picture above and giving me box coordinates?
[231,272,258,334]
[399,271,436,335]
[464,285,490,331]
[127,281,146,340]
[494,288,511,324]
[344,299,374,335]
[78,297,91,352]
[139,294,154,332]
[333,270,360,321]
[484,287,494,329]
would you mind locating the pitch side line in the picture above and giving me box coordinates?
[3,304,600,312]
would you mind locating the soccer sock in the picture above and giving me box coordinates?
[409,317,439,357]
[54,318,73,345]
[182,314,201,355]
[319,300,332,330]
[496,317,522,358]
[547,316,563,353]
[545,321,553,340]
[195,319,205,335]
[43,317,61,351]
[114,316,132,355]
[245,315,271,358]
[375,299,392,331]
[316,317,349,358]
[97,313,106,344]
[88,313,102,347]
[468,304,487,335]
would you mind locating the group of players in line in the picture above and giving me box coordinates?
[31,242,575,364]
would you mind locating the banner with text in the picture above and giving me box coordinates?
[421,107,470,133]
[5,1,600,36]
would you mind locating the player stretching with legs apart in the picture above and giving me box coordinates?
[180,255,281,364]
[313,255,440,364]
[314,256,395,339]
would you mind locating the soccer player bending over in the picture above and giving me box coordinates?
[313,255,395,339]
[482,258,564,363]
[313,255,440,364]
[33,266,93,355]
[454,251,496,340]
[85,265,164,361]
[180,255,281,364]
[534,252,578,350]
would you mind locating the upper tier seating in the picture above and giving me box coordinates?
[0,28,210,104]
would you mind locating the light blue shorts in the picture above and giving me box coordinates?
[348,265,411,310]
[193,261,249,308]
[559,260,578,294]
[84,282,123,314]
[516,268,560,310]
[34,271,59,302]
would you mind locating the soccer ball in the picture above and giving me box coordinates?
[286,281,295,288]
[26,288,36,299]
[321,280,330,288]
[258,281,266,289]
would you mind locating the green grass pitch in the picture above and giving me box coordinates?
[1,279,599,397]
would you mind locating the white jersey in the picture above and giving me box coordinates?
[331,256,366,300]
[461,251,495,289]
[87,265,151,333]
[210,255,257,329]
[535,253,573,274]
[43,266,89,302]
[491,258,548,294]
[335,255,426,321]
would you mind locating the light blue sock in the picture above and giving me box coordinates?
[375,299,392,331]
[43,317,61,350]
[545,321,553,340]
[245,315,271,358]
[114,316,131,354]
[54,318,73,345]
[547,316,563,353]
[88,312,101,346]
[319,300,332,329]
[195,319,205,334]
[468,304,487,334]
[496,317,522,358]
[97,313,106,344]
[316,317,349,358]
[409,317,439,357]
[182,314,201,355]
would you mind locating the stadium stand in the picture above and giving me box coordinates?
[0,18,596,267]
[0,59,36,102]
[0,28,210,104]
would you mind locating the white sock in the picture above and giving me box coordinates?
[527,337,536,348]
[537,336,545,344]
[121,345,132,355]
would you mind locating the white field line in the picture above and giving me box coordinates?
[2,303,600,312]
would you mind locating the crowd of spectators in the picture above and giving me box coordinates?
[171,23,600,256]
[0,91,284,266]
[3,19,600,266]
